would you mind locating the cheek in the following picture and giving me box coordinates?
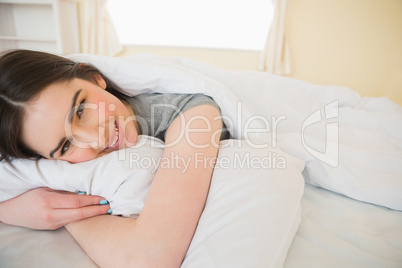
[97,102,125,124]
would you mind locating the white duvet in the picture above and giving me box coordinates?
[73,53,402,211]
[1,53,402,267]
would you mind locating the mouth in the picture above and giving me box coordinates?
[110,122,119,147]
[105,121,121,151]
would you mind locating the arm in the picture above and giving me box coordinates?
[66,105,222,267]
[0,187,111,230]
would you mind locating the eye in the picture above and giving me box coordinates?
[61,140,71,155]
[77,99,85,119]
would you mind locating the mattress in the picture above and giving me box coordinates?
[1,184,401,267]
[285,185,402,268]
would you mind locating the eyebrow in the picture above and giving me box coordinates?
[49,89,82,158]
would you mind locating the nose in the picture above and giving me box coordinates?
[70,120,106,150]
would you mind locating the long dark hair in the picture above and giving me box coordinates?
[0,49,127,162]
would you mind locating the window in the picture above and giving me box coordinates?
[107,0,272,51]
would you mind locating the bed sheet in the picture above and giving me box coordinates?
[0,223,96,268]
[285,185,402,268]
[1,184,400,267]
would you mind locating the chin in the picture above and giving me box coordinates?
[67,155,101,164]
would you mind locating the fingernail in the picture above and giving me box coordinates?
[100,199,109,205]
[77,191,86,195]
[108,209,113,214]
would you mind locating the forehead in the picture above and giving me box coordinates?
[31,80,73,105]
[22,80,76,157]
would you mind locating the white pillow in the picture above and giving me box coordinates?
[183,139,305,267]
[1,136,305,267]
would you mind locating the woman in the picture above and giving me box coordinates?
[0,49,228,267]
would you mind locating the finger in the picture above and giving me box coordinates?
[43,187,77,195]
[49,192,108,209]
[48,189,86,195]
[55,205,112,226]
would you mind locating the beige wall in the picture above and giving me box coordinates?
[286,0,402,105]
[118,46,261,71]
[118,0,402,105]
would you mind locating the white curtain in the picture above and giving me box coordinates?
[259,0,291,75]
[79,0,123,56]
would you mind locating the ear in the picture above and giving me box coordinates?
[94,74,107,90]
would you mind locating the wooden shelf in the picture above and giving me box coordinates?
[0,0,80,54]
[0,36,56,42]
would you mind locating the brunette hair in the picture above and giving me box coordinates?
[0,49,126,162]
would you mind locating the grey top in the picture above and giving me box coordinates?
[127,93,231,141]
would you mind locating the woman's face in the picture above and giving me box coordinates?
[22,76,139,163]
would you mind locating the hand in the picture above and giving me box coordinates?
[0,187,111,230]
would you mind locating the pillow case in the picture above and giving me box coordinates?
[183,139,305,267]
[1,136,305,267]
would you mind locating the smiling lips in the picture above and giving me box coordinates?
[110,122,119,147]
[105,121,120,151]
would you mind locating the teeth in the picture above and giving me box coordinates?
[110,124,119,148]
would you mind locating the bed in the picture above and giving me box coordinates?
[0,53,401,267]
[1,185,401,267]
